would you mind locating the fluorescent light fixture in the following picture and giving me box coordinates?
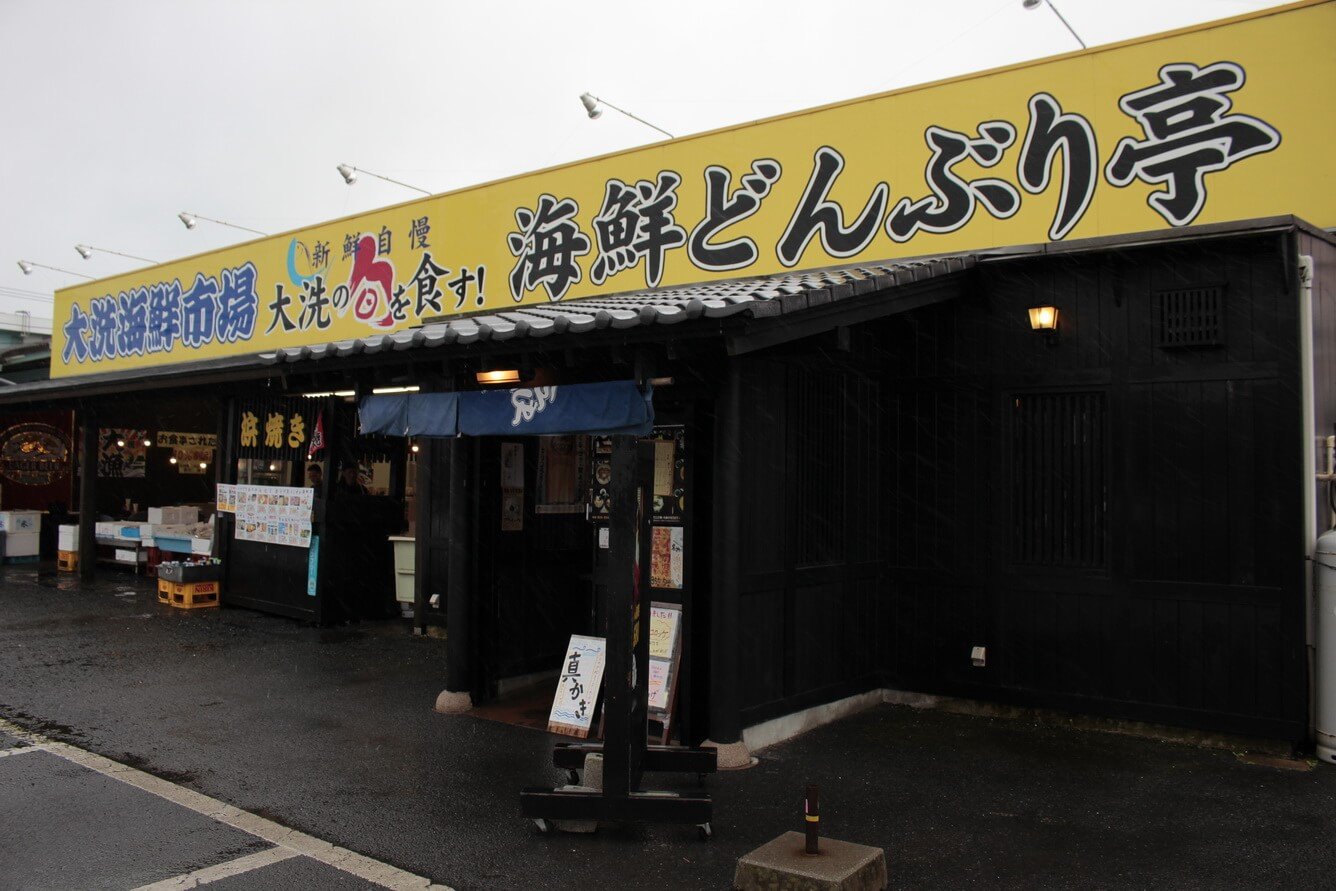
[302,390,356,398]
[475,369,521,385]
[371,385,421,394]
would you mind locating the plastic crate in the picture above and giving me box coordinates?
[57,550,79,572]
[157,579,220,609]
[156,562,222,583]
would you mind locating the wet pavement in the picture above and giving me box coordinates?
[2,564,1335,889]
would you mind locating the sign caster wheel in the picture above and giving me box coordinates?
[533,818,551,835]
[566,769,580,785]
[697,821,713,841]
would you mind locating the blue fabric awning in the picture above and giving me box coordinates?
[358,380,652,438]
[357,392,459,436]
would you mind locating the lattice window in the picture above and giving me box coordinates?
[1011,391,1108,568]
[1156,286,1225,348]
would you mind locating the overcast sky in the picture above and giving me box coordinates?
[0,0,1286,324]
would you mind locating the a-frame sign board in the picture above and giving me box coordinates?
[520,437,716,834]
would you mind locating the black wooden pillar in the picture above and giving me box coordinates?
[445,435,473,697]
[708,361,744,744]
[77,406,97,581]
[413,437,432,635]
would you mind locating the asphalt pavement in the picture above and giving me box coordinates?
[1,564,1334,889]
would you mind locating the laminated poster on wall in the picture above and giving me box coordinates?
[647,602,682,718]
[232,484,315,548]
[650,526,683,590]
[548,635,606,738]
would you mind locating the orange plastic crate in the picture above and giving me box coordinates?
[156,579,220,609]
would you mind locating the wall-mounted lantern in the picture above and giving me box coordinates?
[1028,306,1060,341]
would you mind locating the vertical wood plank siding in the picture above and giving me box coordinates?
[735,234,1310,741]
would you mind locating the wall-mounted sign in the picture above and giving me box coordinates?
[50,1,1336,379]
[0,422,71,487]
[156,431,217,448]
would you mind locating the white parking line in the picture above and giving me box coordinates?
[132,847,299,890]
[0,717,452,891]
[0,745,44,758]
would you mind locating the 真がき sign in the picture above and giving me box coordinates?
[51,1,1336,378]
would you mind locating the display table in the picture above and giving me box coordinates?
[94,537,148,574]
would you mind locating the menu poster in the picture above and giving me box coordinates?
[649,603,680,660]
[650,526,684,590]
[548,635,607,738]
[215,483,236,513]
[233,484,315,549]
[648,659,671,711]
[647,602,683,720]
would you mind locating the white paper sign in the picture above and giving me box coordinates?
[548,635,606,738]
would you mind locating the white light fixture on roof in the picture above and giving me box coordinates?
[335,163,431,195]
[578,92,674,139]
[177,212,268,236]
[75,244,157,264]
[16,259,94,279]
[1022,0,1087,50]
[371,385,421,395]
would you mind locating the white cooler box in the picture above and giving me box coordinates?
[5,532,40,558]
[0,511,41,534]
[58,524,78,551]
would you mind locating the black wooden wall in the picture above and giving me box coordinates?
[734,232,1311,741]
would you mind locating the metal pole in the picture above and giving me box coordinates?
[805,784,821,854]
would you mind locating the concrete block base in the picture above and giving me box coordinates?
[433,690,472,714]
[554,753,603,834]
[734,831,886,891]
[703,739,756,770]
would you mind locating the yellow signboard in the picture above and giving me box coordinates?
[51,0,1336,378]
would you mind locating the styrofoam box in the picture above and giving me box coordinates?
[95,522,118,538]
[58,525,78,550]
[149,506,199,526]
[0,512,40,533]
[114,548,146,563]
[191,537,212,555]
[6,532,40,557]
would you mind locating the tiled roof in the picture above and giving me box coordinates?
[258,255,975,366]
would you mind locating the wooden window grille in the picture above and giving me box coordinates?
[1011,391,1107,568]
[1156,286,1225,348]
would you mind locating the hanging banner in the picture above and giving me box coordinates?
[98,429,146,478]
[50,1,1336,379]
[237,397,314,462]
[358,380,652,437]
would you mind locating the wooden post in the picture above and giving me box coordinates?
[77,407,97,581]
[413,437,431,635]
[445,435,473,697]
[709,362,744,746]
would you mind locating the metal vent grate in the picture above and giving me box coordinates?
[1012,391,1108,569]
[1156,286,1225,348]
